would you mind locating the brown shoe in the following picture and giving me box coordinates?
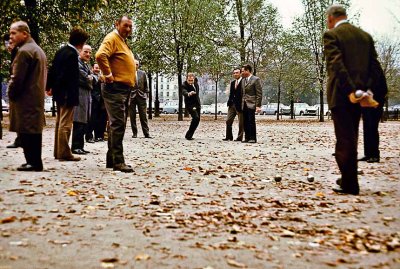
[59,155,81,162]
[113,163,133,173]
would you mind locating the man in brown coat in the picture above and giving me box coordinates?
[324,5,384,195]
[8,21,47,171]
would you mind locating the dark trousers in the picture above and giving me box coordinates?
[243,103,256,141]
[362,107,383,159]
[72,121,87,150]
[185,106,200,139]
[225,105,243,140]
[20,133,43,169]
[332,105,361,193]
[86,98,107,140]
[102,83,131,166]
[129,96,149,137]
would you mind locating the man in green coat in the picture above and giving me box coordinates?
[324,5,384,195]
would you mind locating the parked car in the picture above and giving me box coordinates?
[314,103,331,116]
[388,104,400,112]
[281,102,316,116]
[44,97,55,112]
[162,100,180,114]
[201,104,212,114]
[207,103,228,115]
[259,103,288,115]
[2,99,9,112]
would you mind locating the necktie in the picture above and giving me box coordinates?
[235,80,238,88]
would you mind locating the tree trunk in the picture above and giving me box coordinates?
[147,71,153,120]
[177,72,183,121]
[24,0,40,44]
[276,80,281,121]
[154,72,160,117]
[235,0,246,63]
[214,78,218,120]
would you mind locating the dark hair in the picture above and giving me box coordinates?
[3,33,10,41]
[69,27,89,46]
[242,64,252,73]
[233,67,241,72]
[117,15,133,24]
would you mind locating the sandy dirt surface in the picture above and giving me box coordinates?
[0,115,399,269]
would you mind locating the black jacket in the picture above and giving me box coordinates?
[182,81,201,108]
[47,45,80,107]
[227,79,243,112]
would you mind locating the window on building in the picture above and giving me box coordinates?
[166,92,169,97]
[167,84,170,90]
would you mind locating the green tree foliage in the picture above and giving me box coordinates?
[294,0,351,121]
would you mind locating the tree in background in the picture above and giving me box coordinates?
[294,0,351,122]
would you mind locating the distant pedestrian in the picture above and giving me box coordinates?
[129,60,151,138]
[7,21,47,171]
[4,34,22,149]
[241,64,262,143]
[96,15,136,172]
[47,27,89,161]
[71,44,93,155]
[182,73,201,140]
[324,4,384,195]
[223,67,244,141]
[86,63,107,142]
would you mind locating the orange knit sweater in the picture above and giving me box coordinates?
[95,31,136,87]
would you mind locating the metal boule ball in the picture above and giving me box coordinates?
[307,175,314,182]
[355,90,364,98]
[274,174,282,182]
[357,169,363,175]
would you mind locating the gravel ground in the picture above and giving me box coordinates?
[0,115,399,269]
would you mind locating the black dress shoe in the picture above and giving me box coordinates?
[336,178,342,186]
[82,149,90,154]
[86,139,95,143]
[113,163,134,173]
[144,135,153,139]
[222,138,233,141]
[186,137,194,140]
[132,134,137,138]
[358,156,370,162]
[72,149,86,155]
[332,187,359,195]
[95,138,104,142]
[248,139,257,143]
[242,140,249,143]
[6,143,20,148]
[367,157,379,163]
[234,138,242,142]
[17,164,43,171]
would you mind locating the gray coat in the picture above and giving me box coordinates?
[8,38,47,134]
[131,69,148,99]
[73,58,92,123]
[241,75,262,110]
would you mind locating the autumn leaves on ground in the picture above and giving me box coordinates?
[0,116,399,269]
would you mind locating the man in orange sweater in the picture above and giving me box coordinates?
[96,15,136,173]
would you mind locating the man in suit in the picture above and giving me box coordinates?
[7,21,47,171]
[96,15,136,173]
[182,73,201,140]
[324,5,384,195]
[129,60,151,138]
[71,44,93,155]
[359,70,387,163]
[223,67,243,141]
[241,64,262,143]
[86,63,107,142]
[47,27,89,162]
